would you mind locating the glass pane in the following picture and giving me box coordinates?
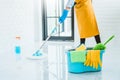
[46,0,56,16]
[47,18,63,36]
[46,0,61,17]
[63,18,72,36]
[44,0,73,40]
[47,18,72,37]
[47,18,57,35]
[46,0,72,17]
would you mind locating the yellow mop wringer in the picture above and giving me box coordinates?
[27,23,61,59]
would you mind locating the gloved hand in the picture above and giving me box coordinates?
[59,9,69,23]
[84,50,102,69]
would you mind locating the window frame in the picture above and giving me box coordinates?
[42,0,74,41]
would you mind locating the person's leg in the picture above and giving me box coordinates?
[80,38,85,44]
[76,38,85,48]
[95,35,101,44]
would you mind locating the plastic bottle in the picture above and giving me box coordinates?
[15,36,22,69]
[15,36,21,54]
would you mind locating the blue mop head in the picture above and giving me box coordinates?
[26,50,46,60]
[32,50,42,56]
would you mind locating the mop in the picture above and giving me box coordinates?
[93,35,115,50]
[27,23,61,59]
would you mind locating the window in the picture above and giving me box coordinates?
[42,0,74,41]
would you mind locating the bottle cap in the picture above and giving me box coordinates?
[16,36,21,40]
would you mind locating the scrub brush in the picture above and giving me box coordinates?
[93,35,115,50]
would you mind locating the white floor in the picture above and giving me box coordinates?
[0,39,120,80]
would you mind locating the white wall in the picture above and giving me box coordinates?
[0,0,36,55]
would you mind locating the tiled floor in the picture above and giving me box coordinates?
[0,39,120,80]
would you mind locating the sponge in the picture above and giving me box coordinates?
[70,50,87,63]
[76,44,86,51]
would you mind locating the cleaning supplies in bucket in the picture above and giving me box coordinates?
[66,35,114,73]
[66,43,106,73]
[67,49,104,73]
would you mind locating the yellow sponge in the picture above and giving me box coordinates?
[76,44,86,51]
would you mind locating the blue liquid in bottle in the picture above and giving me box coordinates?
[15,36,21,54]
[15,46,21,54]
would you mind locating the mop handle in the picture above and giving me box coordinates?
[39,23,61,50]
[103,35,115,45]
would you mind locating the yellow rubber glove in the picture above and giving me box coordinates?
[84,50,91,66]
[92,50,102,69]
[84,50,102,69]
[76,44,86,51]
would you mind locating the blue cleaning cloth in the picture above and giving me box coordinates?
[70,50,87,63]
